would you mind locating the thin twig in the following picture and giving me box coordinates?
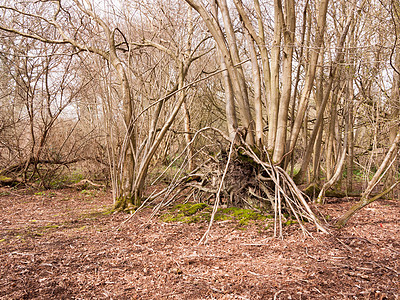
[198,134,236,245]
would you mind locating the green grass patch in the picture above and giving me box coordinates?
[283,219,298,226]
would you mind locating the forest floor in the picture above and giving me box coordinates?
[0,186,399,299]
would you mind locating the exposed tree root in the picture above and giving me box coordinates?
[142,129,328,241]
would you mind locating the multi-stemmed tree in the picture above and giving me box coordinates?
[0,0,399,227]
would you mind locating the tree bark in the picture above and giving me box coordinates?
[273,0,296,163]
[268,0,283,152]
[244,29,263,147]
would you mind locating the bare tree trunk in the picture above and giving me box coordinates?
[109,49,137,206]
[388,0,400,197]
[183,100,194,171]
[303,110,310,183]
[346,74,355,193]
[273,0,296,163]
[312,55,325,183]
[268,0,282,152]
[184,0,255,145]
[133,61,191,203]
[326,90,338,181]
[244,29,263,147]
[211,1,238,141]
[184,7,195,171]
[288,0,329,154]
[289,4,311,174]
[316,99,349,203]
[217,0,255,145]
[220,57,238,140]
[294,1,358,184]
[234,0,272,135]
[253,0,272,121]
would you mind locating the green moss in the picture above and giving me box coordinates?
[0,175,12,182]
[33,191,56,198]
[102,209,114,215]
[161,212,184,222]
[161,203,269,227]
[283,219,298,226]
[113,195,139,213]
[70,172,84,183]
[214,213,232,222]
[44,224,59,229]
[183,215,201,223]
[174,203,208,216]
[217,207,266,225]
[237,148,258,167]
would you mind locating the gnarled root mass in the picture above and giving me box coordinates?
[149,138,328,241]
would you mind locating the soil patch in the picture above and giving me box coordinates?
[0,187,399,299]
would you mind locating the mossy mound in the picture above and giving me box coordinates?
[160,202,272,226]
[0,175,21,186]
[174,202,208,216]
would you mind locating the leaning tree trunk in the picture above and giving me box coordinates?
[268,0,282,152]
[233,0,272,140]
[336,130,400,227]
[244,29,263,147]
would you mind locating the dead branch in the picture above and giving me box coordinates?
[199,134,236,244]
